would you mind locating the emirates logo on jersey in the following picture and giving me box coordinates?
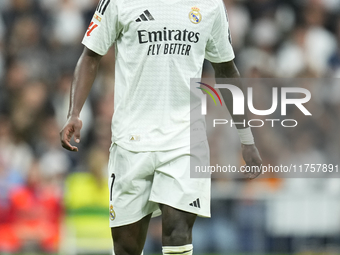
[137,27,201,56]
[137,27,200,56]
[138,28,200,44]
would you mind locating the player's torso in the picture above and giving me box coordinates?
[109,0,220,150]
[116,0,217,60]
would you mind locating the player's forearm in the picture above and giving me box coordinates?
[211,61,248,129]
[68,48,102,118]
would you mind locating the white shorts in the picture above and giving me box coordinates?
[107,140,211,227]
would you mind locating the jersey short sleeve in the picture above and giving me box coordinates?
[205,0,235,63]
[82,0,122,56]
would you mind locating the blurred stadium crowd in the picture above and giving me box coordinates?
[0,0,339,254]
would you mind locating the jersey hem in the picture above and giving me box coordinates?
[82,40,108,56]
[205,54,235,64]
[109,208,161,227]
[149,197,211,218]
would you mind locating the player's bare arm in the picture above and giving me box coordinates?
[211,61,262,179]
[60,47,102,152]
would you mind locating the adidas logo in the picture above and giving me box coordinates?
[135,10,155,22]
[189,198,200,208]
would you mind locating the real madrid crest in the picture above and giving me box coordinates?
[110,205,116,221]
[189,7,202,24]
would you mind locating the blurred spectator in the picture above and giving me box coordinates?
[52,72,93,141]
[0,14,4,81]
[62,148,111,252]
[329,17,340,77]
[7,16,50,79]
[10,80,53,144]
[0,153,24,253]
[64,148,108,211]
[225,0,251,51]
[4,59,29,95]
[0,160,62,253]
[37,116,71,186]
[52,0,84,46]
[0,114,33,178]
[276,25,308,77]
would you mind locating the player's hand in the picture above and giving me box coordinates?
[60,116,83,152]
[241,144,262,180]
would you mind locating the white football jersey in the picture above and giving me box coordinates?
[82,0,234,151]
